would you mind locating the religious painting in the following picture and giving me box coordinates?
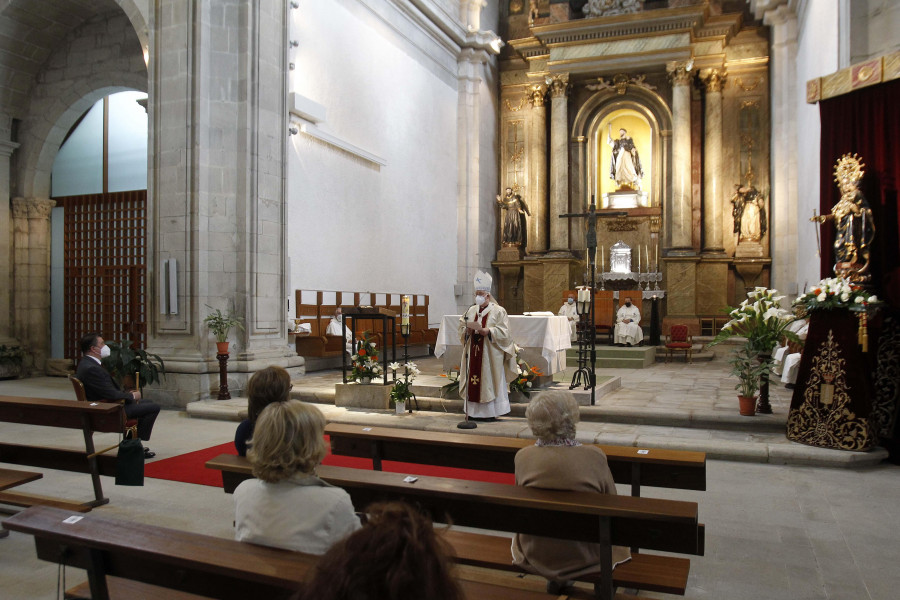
[594,109,652,208]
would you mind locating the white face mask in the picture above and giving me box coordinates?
[567,298,574,304]
[99,345,111,359]
[335,314,342,322]
[474,295,486,306]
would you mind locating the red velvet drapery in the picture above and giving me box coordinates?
[819,79,900,306]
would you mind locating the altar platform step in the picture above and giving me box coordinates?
[570,345,657,369]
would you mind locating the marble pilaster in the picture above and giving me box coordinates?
[549,73,570,253]
[664,256,699,317]
[529,84,548,254]
[523,257,580,312]
[701,69,726,254]
[695,259,730,315]
[667,61,694,254]
[0,127,19,346]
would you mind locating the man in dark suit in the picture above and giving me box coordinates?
[75,333,160,458]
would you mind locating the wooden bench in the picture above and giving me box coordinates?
[324,423,706,496]
[0,467,43,538]
[4,505,580,600]
[0,395,126,511]
[206,456,703,599]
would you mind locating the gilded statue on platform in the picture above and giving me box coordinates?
[730,184,768,243]
[811,153,874,283]
[608,125,643,191]
[497,187,531,247]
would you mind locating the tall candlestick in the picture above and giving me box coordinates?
[401,295,410,327]
[655,243,658,268]
[637,247,640,273]
[601,246,605,272]
[645,245,650,273]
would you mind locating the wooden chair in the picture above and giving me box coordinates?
[594,290,615,344]
[69,375,138,440]
[665,324,693,363]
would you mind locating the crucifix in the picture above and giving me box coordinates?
[558,198,627,404]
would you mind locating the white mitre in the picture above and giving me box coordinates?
[474,270,492,293]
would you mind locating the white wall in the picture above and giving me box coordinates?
[286,0,462,324]
[794,2,840,291]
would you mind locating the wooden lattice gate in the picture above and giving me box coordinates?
[59,191,147,359]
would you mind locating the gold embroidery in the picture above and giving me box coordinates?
[470,375,480,385]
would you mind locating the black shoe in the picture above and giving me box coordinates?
[546,580,575,594]
[470,417,498,423]
[143,447,156,459]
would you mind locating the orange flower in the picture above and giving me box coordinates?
[518,378,526,384]
[358,349,367,357]
[439,373,448,378]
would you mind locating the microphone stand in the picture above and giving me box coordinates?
[458,305,478,430]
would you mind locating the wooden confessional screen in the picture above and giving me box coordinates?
[60,191,147,359]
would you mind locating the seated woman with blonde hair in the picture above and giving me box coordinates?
[234,400,360,554]
[234,365,292,456]
[302,501,463,600]
[512,390,630,593]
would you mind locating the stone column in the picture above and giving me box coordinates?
[701,68,726,254]
[549,73,570,253]
[666,61,694,254]
[12,197,55,371]
[528,84,548,254]
[0,121,19,346]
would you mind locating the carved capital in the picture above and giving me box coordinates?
[529,84,547,108]
[666,60,694,86]
[700,68,727,93]
[11,197,28,220]
[547,74,570,98]
[14,197,56,220]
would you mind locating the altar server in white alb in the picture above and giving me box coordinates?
[458,271,518,421]
[614,296,643,346]
[558,294,578,342]
[324,307,352,355]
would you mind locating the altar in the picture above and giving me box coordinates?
[434,315,571,376]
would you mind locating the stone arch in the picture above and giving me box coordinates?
[571,86,673,210]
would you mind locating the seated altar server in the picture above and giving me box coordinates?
[614,297,643,346]
[781,319,809,387]
[558,294,578,342]
[458,271,518,421]
[325,307,352,355]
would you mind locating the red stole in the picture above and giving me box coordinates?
[466,308,490,403]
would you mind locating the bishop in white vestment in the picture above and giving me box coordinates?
[558,295,578,342]
[458,271,518,420]
[614,297,643,346]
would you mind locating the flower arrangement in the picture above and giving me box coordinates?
[439,367,460,398]
[388,361,420,406]
[0,344,25,366]
[508,358,544,398]
[709,287,799,355]
[349,332,382,382]
[793,277,878,313]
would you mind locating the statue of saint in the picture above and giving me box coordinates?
[608,126,643,190]
[730,185,768,243]
[812,153,874,282]
[584,0,643,18]
[496,187,531,247]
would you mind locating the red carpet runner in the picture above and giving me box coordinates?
[144,435,514,487]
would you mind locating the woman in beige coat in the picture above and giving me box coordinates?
[511,391,631,593]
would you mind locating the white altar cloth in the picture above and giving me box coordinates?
[434,315,571,375]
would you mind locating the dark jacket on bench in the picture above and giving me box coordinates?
[75,357,160,441]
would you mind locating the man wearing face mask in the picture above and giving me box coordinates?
[613,297,643,346]
[558,294,578,342]
[325,307,353,355]
[457,271,518,421]
[75,332,161,457]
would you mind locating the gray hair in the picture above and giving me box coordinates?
[525,391,580,442]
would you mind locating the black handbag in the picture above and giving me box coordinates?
[115,437,145,486]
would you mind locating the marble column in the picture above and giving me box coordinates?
[666,61,694,254]
[0,122,19,346]
[549,73,570,253]
[528,84,548,254]
[12,197,55,371]
[701,68,726,254]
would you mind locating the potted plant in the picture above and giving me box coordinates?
[389,361,420,414]
[101,340,166,393]
[728,344,769,416]
[203,306,244,354]
[0,344,25,379]
[508,356,544,400]
[348,332,382,384]
[439,366,460,399]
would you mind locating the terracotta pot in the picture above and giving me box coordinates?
[738,395,757,416]
[216,341,230,355]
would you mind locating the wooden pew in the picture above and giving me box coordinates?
[0,467,42,539]
[324,423,706,496]
[0,395,126,510]
[206,456,703,598]
[4,506,575,600]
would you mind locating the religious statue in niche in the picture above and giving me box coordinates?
[730,184,768,243]
[811,153,874,284]
[583,0,643,18]
[608,125,643,191]
[497,187,531,247]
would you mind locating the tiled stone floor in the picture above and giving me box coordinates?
[2,356,898,599]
